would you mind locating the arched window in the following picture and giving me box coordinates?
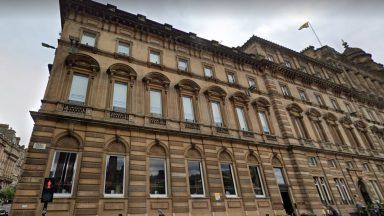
[287,103,310,140]
[272,156,287,186]
[306,108,328,143]
[354,120,375,150]
[175,79,201,129]
[253,97,274,135]
[247,152,266,198]
[63,53,100,107]
[148,141,168,197]
[143,72,170,125]
[230,91,252,137]
[49,132,82,197]
[323,113,345,146]
[219,150,238,197]
[103,138,128,197]
[185,146,205,197]
[106,63,137,115]
[370,126,384,151]
[204,86,228,132]
[339,116,361,148]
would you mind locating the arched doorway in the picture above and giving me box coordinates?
[358,178,372,205]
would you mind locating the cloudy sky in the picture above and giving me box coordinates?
[0,0,383,146]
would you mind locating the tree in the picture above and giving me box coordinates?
[0,186,16,201]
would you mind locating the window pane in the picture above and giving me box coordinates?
[248,79,255,87]
[117,42,130,55]
[227,73,235,83]
[81,32,96,47]
[236,107,248,131]
[188,161,204,196]
[150,51,160,64]
[182,96,194,121]
[105,156,124,195]
[249,166,264,196]
[50,152,77,194]
[220,163,236,196]
[149,158,166,195]
[178,59,188,71]
[69,74,89,103]
[150,90,162,116]
[211,102,222,125]
[204,67,213,77]
[274,167,285,185]
[258,111,270,134]
[113,82,127,110]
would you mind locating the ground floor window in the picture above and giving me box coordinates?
[335,178,353,204]
[314,177,333,205]
[50,151,77,195]
[149,158,167,197]
[104,155,125,196]
[220,163,237,197]
[188,160,205,197]
[249,165,265,197]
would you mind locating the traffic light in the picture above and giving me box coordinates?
[41,178,55,203]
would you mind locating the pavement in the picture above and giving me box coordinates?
[1,204,11,213]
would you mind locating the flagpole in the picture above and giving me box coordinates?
[308,22,323,47]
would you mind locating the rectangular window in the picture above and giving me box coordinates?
[178,58,189,72]
[298,89,308,101]
[149,50,161,64]
[204,66,213,78]
[294,117,307,139]
[149,158,166,196]
[150,90,162,117]
[362,163,370,172]
[50,151,77,195]
[182,96,194,121]
[117,41,130,56]
[346,161,354,169]
[227,72,236,84]
[211,102,223,126]
[113,82,127,111]
[266,54,274,62]
[315,94,325,106]
[328,159,336,168]
[314,121,328,142]
[104,155,125,196]
[236,107,248,131]
[248,78,256,88]
[308,157,317,167]
[188,160,205,197]
[274,167,286,185]
[249,166,265,197]
[330,99,339,110]
[220,163,237,197]
[335,178,353,204]
[69,74,89,104]
[284,60,292,68]
[300,67,308,73]
[280,85,290,96]
[369,180,384,200]
[314,177,332,205]
[345,103,353,113]
[258,111,270,134]
[81,32,96,47]
[377,164,384,172]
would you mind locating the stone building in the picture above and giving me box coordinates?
[0,124,26,189]
[11,0,384,215]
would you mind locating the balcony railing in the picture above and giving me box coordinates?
[110,111,128,120]
[63,104,86,114]
[149,117,166,125]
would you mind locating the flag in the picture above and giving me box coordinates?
[298,21,309,30]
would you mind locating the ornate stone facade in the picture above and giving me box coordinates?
[11,0,384,215]
[0,124,25,189]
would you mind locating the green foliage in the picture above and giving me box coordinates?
[0,186,16,200]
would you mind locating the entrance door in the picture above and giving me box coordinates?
[358,179,372,205]
[274,167,295,215]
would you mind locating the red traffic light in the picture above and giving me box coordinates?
[47,180,52,189]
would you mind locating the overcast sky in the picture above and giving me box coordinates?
[0,0,383,146]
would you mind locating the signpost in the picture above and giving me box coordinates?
[41,178,55,216]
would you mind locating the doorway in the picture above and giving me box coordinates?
[274,167,295,215]
[358,179,372,205]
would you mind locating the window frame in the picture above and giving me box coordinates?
[80,29,98,47]
[314,94,325,107]
[149,89,163,118]
[280,84,291,97]
[115,39,132,57]
[202,64,215,78]
[330,98,340,111]
[177,56,190,72]
[111,81,129,112]
[220,162,238,198]
[50,151,78,198]
[308,156,317,167]
[148,48,162,65]
[187,159,206,198]
[235,106,249,131]
[181,95,196,122]
[103,155,125,198]
[248,165,266,198]
[298,88,309,102]
[210,101,224,127]
[67,73,90,105]
[149,157,168,198]
[226,70,237,84]
[266,54,275,62]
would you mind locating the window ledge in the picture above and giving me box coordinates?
[53,194,72,198]
[147,62,164,70]
[149,195,168,198]
[190,195,206,198]
[225,195,240,199]
[104,195,124,198]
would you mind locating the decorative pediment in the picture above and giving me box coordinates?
[253,97,270,107]
[175,79,200,95]
[354,120,367,130]
[219,151,232,162]
[323,112,337,122]
[142,72,170,89]
[65,53,100,72]
[107,63,137,80]
[305,108,321,118]
[339,115,353,125]
[229,91,250,104]
[286,103,303,114]
[204,85,227,100]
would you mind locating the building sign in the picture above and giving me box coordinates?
[33,142,47,150]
